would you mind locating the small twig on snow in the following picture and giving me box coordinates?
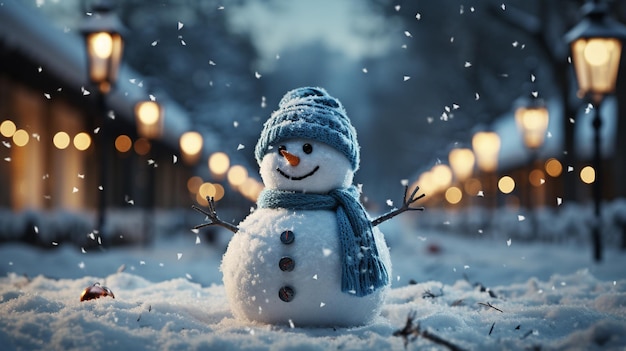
[393,311,467,351]
[478,302,504,313]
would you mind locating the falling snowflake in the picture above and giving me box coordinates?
[44,93,51,99]
[386,199,393,207]
[177,253,183,260]
[208,60,216,66]
[255,72,262,79]
[177,21,184,30]
[403,76,411,81]
[518,215,525,222]
[475,92,480,100]
[72,187,79,193]
[557,197,563,206]
[151,40,159,47]
[568,166,574,172]
[394,5,401,11]
[401,179,409,186]
[237,144,245,150]
[501,3,506,10]
[78,174,85,179]
[507,238,512,247]
[362,68,368,73]
[37,66,43,72]
[81,87,90,96]
[415,13,421,20]
[464,61,472,68]
[404,31,412,38]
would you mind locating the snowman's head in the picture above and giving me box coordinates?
[255,87,360,193]
[259,138,353,193]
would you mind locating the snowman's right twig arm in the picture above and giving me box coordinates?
[192,196,239,234]
[371,185,425,227]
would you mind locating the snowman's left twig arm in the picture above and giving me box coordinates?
[371,185,425,227]
[192,196,239,234]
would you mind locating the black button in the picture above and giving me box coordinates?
[280,230,295,245]
[278,286,295,302]
[279,256,295,272]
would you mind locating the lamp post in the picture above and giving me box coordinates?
[472,132,501,209]
[449,148,475,206]
[135,100,164,139]
[135,100,163,246]
[80,0,125,240]
[515,95,550,210]
[180,131,204,165]
[565,0,626,262]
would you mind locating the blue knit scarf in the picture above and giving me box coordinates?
[257,186,390,297]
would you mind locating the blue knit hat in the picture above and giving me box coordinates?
[254,87,360,171]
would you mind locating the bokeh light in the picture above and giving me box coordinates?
[209,152,230,176]
[580,166,595,184]
[529,169,545,187]
[227,165,248,187]
[115,135,132,153]
[12,129,29,147]
[73,132,92,151]
[445,186,463,205]
[1,120,16,137]
[545,158,563,178]
[134,137,151,156]
[498,176,515,194]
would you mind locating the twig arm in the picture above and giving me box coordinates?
[371,185,425,227]
[192,196,239,234]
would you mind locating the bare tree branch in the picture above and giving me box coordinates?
[192,196,239,234]
[372,185,425,227]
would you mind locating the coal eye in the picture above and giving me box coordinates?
[302,143,313,154]
[278,145,286,154]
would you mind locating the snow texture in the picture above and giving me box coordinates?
[1,223,625,350]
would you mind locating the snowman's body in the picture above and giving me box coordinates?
[222,208,390,326]
[220,138,392,327]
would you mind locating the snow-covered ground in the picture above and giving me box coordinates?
[1,216,625,350]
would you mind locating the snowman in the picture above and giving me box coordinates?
[194,87,423,327]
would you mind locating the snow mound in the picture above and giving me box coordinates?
[1,268,625,350]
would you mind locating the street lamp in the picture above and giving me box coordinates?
[135,101,164,139]
[80,0,125,94]
[449,148,476,183]
[565,0,626,262]
[515,97,549,151]
[515,96,549,211]
[80,0,125,240]
[180,131,203,165]
[472,131,501,208]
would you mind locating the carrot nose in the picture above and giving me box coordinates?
[280,150,300,166]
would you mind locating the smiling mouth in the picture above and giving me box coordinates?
[276,166,320,181]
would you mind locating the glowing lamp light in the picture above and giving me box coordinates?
[498,176,516,194]
[580,166,596,184]
[12,129,29,147]
[1,120,16,137]
[80,1,126,94]
[449,148,475,182]
[472,131,501,173]
[135,101,163,139]
[431,164,453,192]
[515,98,549,150]
[227,165,248,187]
[73,132,92,151]
[115,134,132,153]
[445,186,463,205]
[565,1,626,103]
[134,137,151,156]
[179,131,203,164]
[209,152,230,176]
[53,132,71,150]
[545,158,563,177]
